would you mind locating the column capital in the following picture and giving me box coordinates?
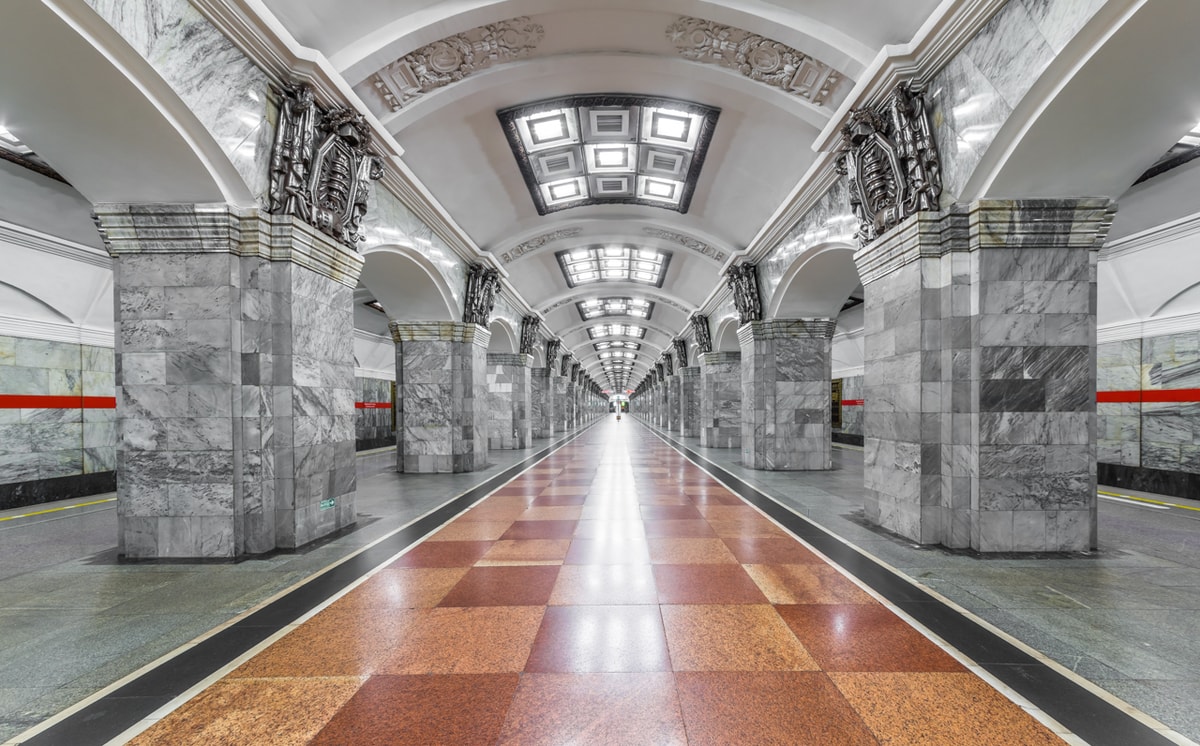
[699,351,741,366]
[486,353,534,367]
[389,320,491,348]
[679,366,701,379]
[93,204,365,287]
[737,319,835,346]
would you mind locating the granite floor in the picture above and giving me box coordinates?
[118,422,1064,744]
[2,417,1198,744]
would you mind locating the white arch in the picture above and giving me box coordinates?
[714,316,741,351]
[361,244,459,321]
[765,241,860,320]
[487,318,519,352]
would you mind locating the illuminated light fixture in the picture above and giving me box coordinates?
[549,181,581,200]
[594,341,641,352]
[587,324,646,340]
[557,246,670,288]
[499,94,719,215]
[577,297,654,321]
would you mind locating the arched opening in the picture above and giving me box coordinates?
[767,243,861,320]
[487,320,518,353]
[360,245,459,322]
[714,317,741,352]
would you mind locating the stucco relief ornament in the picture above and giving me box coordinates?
[662,353,674,376]
[463,263,500,325]
[501,228,583,263]
[725,263,763,324]
[561,355,572,377]
[641,227,726,261]
[667,17,843,105]
[545,339,562,372]
[268,84,383,250]
[673,339,688,367]
[690,314,713,354]
[373,18,544,110]
[519,315,540,356]
[836,82,942,245]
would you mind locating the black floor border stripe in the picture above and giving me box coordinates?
[23,424,599,746]
[644,423,1176,746]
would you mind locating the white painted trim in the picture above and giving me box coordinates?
[354,367,395,381]
[0,314,114,347]
[832,365,865,378]
[1098,311,1200,343]
[0,219,110,269]
[1099,211,1200,261]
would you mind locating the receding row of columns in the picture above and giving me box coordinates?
[633,200,1111,554]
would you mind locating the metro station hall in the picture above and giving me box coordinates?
[3,0,1200,744]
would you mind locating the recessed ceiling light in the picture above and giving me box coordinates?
[651,111,690,141]
[530,115,567,143]
[595,148,627,167]
[645,180,675,198]
[549,181,581,200]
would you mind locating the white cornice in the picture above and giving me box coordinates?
[0,220,111,269]
[1099,312,1200,343]
[1099,211,1200,262]
[189,0,496,271]
[740,157,842,267]
[0,315,113,347]
[354,366,395,381]
[811,0,1011,152]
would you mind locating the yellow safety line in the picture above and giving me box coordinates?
[1098,490,1200,513]
[0,497,116,522]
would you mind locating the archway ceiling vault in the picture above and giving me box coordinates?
[254,0,945,388]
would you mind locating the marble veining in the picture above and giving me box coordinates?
[759,179,856,310]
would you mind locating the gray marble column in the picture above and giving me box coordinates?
[739,320,834,470]
[391,321,490,473]
[680,366,700,438]
[553,373,570,434]
[531,367,552,438]
[96,204,361,558]
[565,379,577,431]
[700,351,741,449]
[855,199,1114,552]
[486,353,532,450]
[666,374,681,431]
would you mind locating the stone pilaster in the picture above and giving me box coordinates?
[666,374,681,431]
[680,366,700,437]
[391,321,490,473]
[96,204,361,558]
[531,367,552,438]
[700,351,742,449]
[855,199,1114,552]
[553,372,570,434]
[486,353,532,450]
[739,320,835,470]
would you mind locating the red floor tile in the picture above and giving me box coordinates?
[439,566,560,606]
[660,604,818,671]
[525,605,671,672]
[675,671,877,746]
[723,536,824,564]
[647,537,738,564]
[311,674,519,746]
[564,538,651,565]
[572,519,645,539]
[642,519,717,538]
[744,564,878,605]
[380,607,545,674]
[549,564,659,605]
[500,519,579,540]
[652,564,769,605]
[777,604,967,672]
[496,673,687,745]
[389,541,493,568]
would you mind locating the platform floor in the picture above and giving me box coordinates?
[2,418,1198,744]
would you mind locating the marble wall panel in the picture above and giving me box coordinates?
[531,368,552,438]
[486,353,532,450]
[759,179,857,311]
[666,375,681,432]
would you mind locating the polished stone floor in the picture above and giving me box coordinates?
[122,423,1065,745]
[2,418,1198,744]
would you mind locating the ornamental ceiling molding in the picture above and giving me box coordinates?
[498,227,583,264]
[666,17,845,106]
[371,18,544,111]
[641,227,727,262]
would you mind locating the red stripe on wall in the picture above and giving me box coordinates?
[355,402,393,409]
[840,399,864,406]
[0,394,116,409]
[1098,389,1200,404]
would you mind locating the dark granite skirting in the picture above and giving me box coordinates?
[832,432,864,446]
[1098,462,1200,502]
[0,471,117,511]
[355,436,396,452]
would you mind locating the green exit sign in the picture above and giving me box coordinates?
[320,498,336,511]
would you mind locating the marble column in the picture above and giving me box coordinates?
[680,366,700,438]
[486,353,532,450]
[531,367,552,438]
[666,374,681,432]
[855,199,1114,552]
[739,320,835,470]
[553,372,570,434]
[391,321,489,474]
[700,352,741,449]
[96,204,361,558]
[565,378,577,432]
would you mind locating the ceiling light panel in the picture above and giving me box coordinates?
[577,297,655,321]
[587,324,647,339]
[594,341,642,352]
[557,246,670,288]
[498,94,720,215]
